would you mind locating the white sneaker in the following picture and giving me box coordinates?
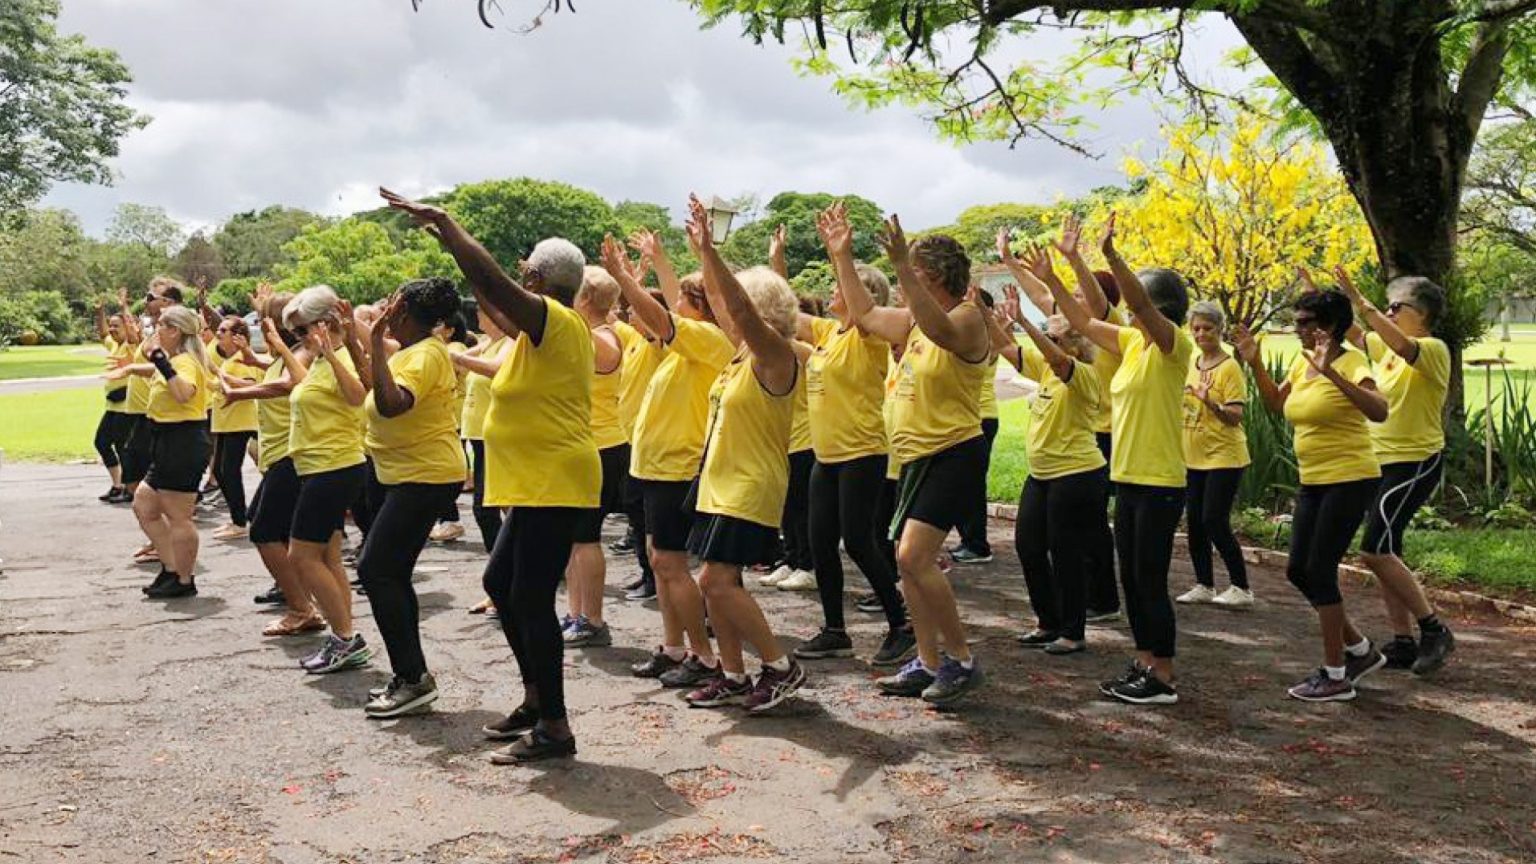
[758,564,793,587]
[429,522,465,543]
[776,569,818,592]
[1175,585,1218,604]
[1211,586,1256,608]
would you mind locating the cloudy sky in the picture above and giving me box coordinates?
[45,0,1241,236]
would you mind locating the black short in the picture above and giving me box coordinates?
[249,457,300,545]
[574,444,630,543]
[291,463,366,544]
[890,434,988,539]
[1361,452,1444,557]
[143,420,213,494]
[641,478,696,553]
[688,512,781,568]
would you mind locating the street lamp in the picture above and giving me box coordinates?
[704,196,738,245]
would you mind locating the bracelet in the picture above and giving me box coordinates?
[150,352,177,380]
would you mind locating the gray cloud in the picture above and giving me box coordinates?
[46,0,1240,236]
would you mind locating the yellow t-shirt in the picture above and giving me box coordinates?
[125,342,151,415]
[630,315,735,482]
[883,353,902,480]
[1091,306,1127,434]
[1284,349,1382,485]
[1181,355,1250,471]
[365,338,467,486]
[288,351,366,477]
[590,327,627,451]
[978,355,1001,420]
[211,353,262,433]
[1020,347,1105,480]
[146,352,209,423]
[460,335,507,442]
[482,298,601,508]
[697,350,797,527]
[789,339,813,454]
[255,360,293,472]
[1109,326,1194,488]
[888,308,989,466]
[445,339,469,433]
[806,316,888,463]
[615,321,666,441]
[1366,331,1449,464]
[103,337,131,411]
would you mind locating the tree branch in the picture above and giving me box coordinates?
[1458,0,1536,24]
[981,0,1334,33]
[1228,17,1340,125]
[1454,20,1513,142]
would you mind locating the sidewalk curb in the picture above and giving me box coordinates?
[985,502,1536,626]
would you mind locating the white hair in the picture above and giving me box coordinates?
[1189,300,1226,333]
[577,266,620,312]
[528,238,586,295]
[283,285,342,331]
[158,305,213,371]
[735,266,798,339]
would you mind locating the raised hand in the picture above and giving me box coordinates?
[307,320,332,355]
[334,300,357,342]
[1331,265,1369,310]
[996,227,1020,266]
[1020,244,1057,284]
[876,214,909,267]
[252,281,273,317]
[380,188,449,237]
[600,234,636,284]
[1099,211,1119,259]
[627,229,663,264]
[817,203,853,258]
[684,194,713,253]
[260,316,281,349]
[1000,284,1025,327]
[1055,213,1084,258]
[1308,329,1335,374]
[117,286,130,309]
[770,222,788,258]
[374,293,404,342]
[1232,323,1259,364]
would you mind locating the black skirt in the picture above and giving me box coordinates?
[688,512,781,568]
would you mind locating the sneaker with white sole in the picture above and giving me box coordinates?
[758,564,792,587]
[428,521,464,543]
[1210,586,1255,608]
[365,673,438,718]
[1175,584,1219,604]
[1287,669,1356,702]
[745,662,807,713]
[775,569,817,592]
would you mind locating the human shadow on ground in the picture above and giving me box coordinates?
[373,706,509,769]
[523,760,692,835]
[141,595,228,620]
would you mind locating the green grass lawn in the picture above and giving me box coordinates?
[0,344,108,381]
[0,386,103,462]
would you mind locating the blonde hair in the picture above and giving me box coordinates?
[283,285,342,331]
[158,305,213,371]
[1046,314,1095,364]
[735,266,798,339]
[577,266,621,312]
[855,263,891,306]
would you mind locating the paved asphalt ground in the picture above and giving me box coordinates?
[2,462,1535,863]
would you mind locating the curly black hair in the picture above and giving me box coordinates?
[1294,289,1353,341]
[910,234,971,299]
[399,277,462,329]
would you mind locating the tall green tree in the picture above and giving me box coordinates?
[173,231,225,291]
[447,178,620,269]
[0,208,92,302]
[721,191,886,276]
[106,202,182,259]
[273,218,458,304]
[212,206,323,278]
[0,0,149,214]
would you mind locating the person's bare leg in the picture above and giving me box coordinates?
[162,491,199,582]
[1317,603,1347,667]
[573,543,607,627]
[653,548,713,663]
[1363,552,1433,624]
[700,563,783,667]
[563,554,584,619]
[897,520,972,663]
[106,464,122,487]
[290,537,353,637]
[132,486,179,574]
[256,542,314,617]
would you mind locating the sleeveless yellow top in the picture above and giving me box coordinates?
[460,335,507,442]
[590,327,627,451]
[978,355,1000,420]
[696,349,797,527]
[630,315,734,482]
[255,360,293,471]
[888,307,988,465]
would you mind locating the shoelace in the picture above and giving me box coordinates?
[897,657,927,677]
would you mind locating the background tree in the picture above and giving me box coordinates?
[272,218,457,304]
[105,203,183,259]
[0,0,148,215]
[721,191,886,276]
[446,177,620,268]
[212,206,323,278]
[926,201,1055,263]
[0,208,94,303]
[172,231,225,291]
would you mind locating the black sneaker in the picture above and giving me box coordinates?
[621,575,645,592]
[624,582,657,602]
[1016,628,1059,648]
[489,729,576,764]
[107,488,134,504]
[142,569,175,595]
[482,705,539,740]
[1381,636,1417,670]
[658,655,722,689]
[1412,626,1455,676]
[855,593,883,614]
[1110,670,1178,705]
[254,584,286,605]
[1345,644,1387,684]
[872,626,917,666]
[98,486,122,503]
[147,577,196,599]
[1099,661,1146,696]
[876,658,935,697]
[631,649,683,679]
[793,628,854,660]
[950,546,993,565]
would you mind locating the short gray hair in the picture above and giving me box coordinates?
[855,263,890,306]
[528,238,586,295]
[736,266,798,339]
[284,284,342,330]
[1189,300,1225,332]
[577,266,620,312]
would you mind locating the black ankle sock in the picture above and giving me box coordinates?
[1418,615,1444,634]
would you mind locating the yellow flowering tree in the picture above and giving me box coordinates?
[1094,114,1376,328]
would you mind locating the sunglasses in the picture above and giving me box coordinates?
[1294,315,1319,329]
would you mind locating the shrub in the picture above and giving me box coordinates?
[0,290,79,344]
[1237,355,1298,511]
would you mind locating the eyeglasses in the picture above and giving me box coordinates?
[1386,301,1419,315]
[1294,315,1319,330]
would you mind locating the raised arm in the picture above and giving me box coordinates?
[687,196,796,392]
[308,322,367,407]
[629,229,680,311]
[1233,324,1287,414]
[1028,245,1122,357]
[998,229,1054,315]
[977,286,1024,373]
[769,223,789,280]
[1000,284,1072,381]
[261,317,308,386]
[1333,266,1418,363]
[1309,331,1388,422]
[818,203,911,346]
[1100,213,1176,354]
[452,337,512,378]
[381,188,549,343]
[602,234,674,343]
[366,294,416,418]
[117,287,142,345]
[1054,213,1110,319]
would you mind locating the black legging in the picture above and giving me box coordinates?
[956,417,1000,554]
[469,440,503,552]
[780,449,814,571]
[212,430,255,526]
[1114,483,1184,659]
[623,471,655,587]
[1087,432,1120,613]
[350,457,379,538]
[1016,468,1108,642]
[810,455,906,631]
[1186,467,1247,589]
[437,439,467,524]
[360,481,460,681]
[93,411,133,470]
[875,477,898,570]
[120,414,151,486]
[483,506,582,722]
[1286,479,1377,608]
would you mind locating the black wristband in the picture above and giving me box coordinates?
[149,351,177,380]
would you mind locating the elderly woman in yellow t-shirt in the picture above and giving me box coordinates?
[1175,301,1253,607]
[1021,214,1193,707]
[1238,290,1388,703]
[106,304,214,599]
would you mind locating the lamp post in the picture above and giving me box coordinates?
[1467,356,1511,489]
[704,196,738,245]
